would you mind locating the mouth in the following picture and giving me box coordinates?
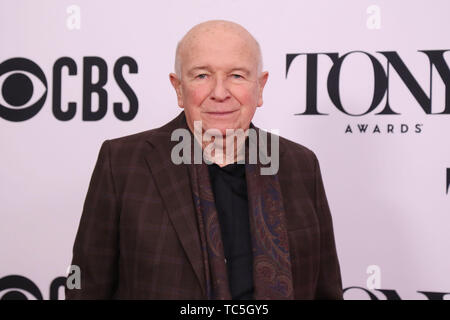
[205,110,238,116]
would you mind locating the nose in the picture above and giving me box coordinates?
[210,77,231,102]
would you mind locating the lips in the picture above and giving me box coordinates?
[205,110,238,115]
[208,111,235,115]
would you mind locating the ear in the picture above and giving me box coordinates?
[169,73,184,108]
[257,71,269,107]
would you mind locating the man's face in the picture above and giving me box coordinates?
[170,27,268,135]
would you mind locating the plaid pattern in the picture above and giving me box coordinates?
[66,111,343,299]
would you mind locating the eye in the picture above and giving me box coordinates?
[231,74,243,79]
[0,58,48,122]
[196,74,208,79]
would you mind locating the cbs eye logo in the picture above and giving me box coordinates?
[0,58,47,122]
[0,56,138,122]
[0,275,43,300]
[0,275,66,300]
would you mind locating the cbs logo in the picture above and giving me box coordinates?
[0,275,66,300]
[0,56,138,122]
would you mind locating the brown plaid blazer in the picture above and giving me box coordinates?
[66,111,343,300]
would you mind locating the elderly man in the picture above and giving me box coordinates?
[66,20,343,300]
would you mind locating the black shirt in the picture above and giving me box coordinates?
[208,163,254,300]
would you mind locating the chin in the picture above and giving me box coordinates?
[206,122,242,135]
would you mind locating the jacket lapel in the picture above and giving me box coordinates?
[143,112,206,297]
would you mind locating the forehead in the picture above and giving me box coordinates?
[182,30,258,71]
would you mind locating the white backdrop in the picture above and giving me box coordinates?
[1,0,449,300]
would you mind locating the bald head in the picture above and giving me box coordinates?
[174,20,263,79]
[169,20,269,136]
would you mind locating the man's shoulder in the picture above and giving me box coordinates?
[278,134,317,161]
[270,134,319,186]
[254,125,316,160]
[106,112,185,150]
[249,124,315,165]
[108,127,157,146]
[101,128,158,159]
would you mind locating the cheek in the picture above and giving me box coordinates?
[233,85,259,107]
[232,88,258,127]
[184,84,210,106]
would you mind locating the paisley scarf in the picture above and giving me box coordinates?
[187,135,294,300]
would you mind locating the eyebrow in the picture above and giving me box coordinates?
[187,66,251,76]
[187,66,211,75]
[230,68,251,76]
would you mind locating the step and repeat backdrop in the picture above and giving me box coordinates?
[1,0,449,300]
